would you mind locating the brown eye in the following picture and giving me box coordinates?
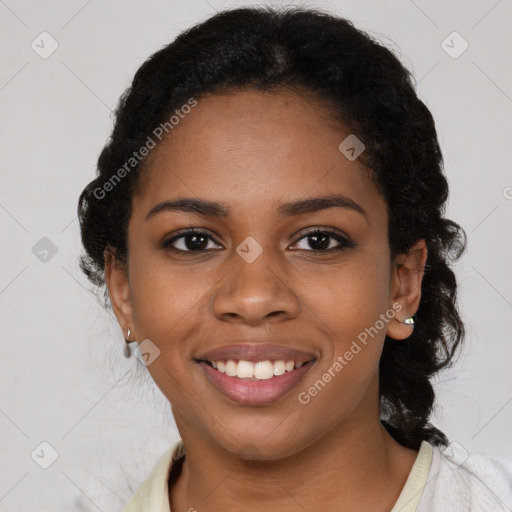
[291,228,355,252]
[163,229,222,253]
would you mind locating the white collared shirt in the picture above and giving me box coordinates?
[123,440,512,511]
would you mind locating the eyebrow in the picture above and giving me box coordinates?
[145,194,368,222]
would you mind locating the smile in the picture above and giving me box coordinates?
[203,358,308,380]
[197,358,315,405]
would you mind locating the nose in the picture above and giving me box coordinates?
[212,252,301,326]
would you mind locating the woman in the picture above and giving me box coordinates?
[77,6,512,511]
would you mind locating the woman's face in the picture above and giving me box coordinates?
[106,89,423,459]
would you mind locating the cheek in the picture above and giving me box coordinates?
[128,257,208,405]
[127,254,231,399]
[129,251,217,340]
[293,259,390,424]
[302,254,391,352]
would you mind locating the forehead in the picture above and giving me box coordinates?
[133,89,384,221]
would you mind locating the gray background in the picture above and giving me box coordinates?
[1,0,511,510]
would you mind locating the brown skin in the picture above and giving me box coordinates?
[105,89,428,511]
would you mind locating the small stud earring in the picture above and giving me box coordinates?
[404,317,415,326]
[124,328,133,358]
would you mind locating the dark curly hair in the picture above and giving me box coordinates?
[77,5,467,449]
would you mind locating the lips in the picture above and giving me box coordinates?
[197,342,316,363]
[195,342,317,406]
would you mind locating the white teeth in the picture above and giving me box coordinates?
[237,360,254,378]
[225,359,237,377]
[273,360,286,375]
[210,359,307,379]
[254,360,274,379]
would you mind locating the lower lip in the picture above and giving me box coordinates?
[198,360,315,406]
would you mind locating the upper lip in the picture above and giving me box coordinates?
[197,342,317,363]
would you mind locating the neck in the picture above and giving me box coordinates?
[169,413,419,511]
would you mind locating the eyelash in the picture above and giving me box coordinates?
[162,227,355,254]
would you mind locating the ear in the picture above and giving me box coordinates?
[104,246,136,341]
[386,239,427,340]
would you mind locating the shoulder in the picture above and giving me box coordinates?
[123,440,184,512]
[123,477,151,512]
[418,441,512,512]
